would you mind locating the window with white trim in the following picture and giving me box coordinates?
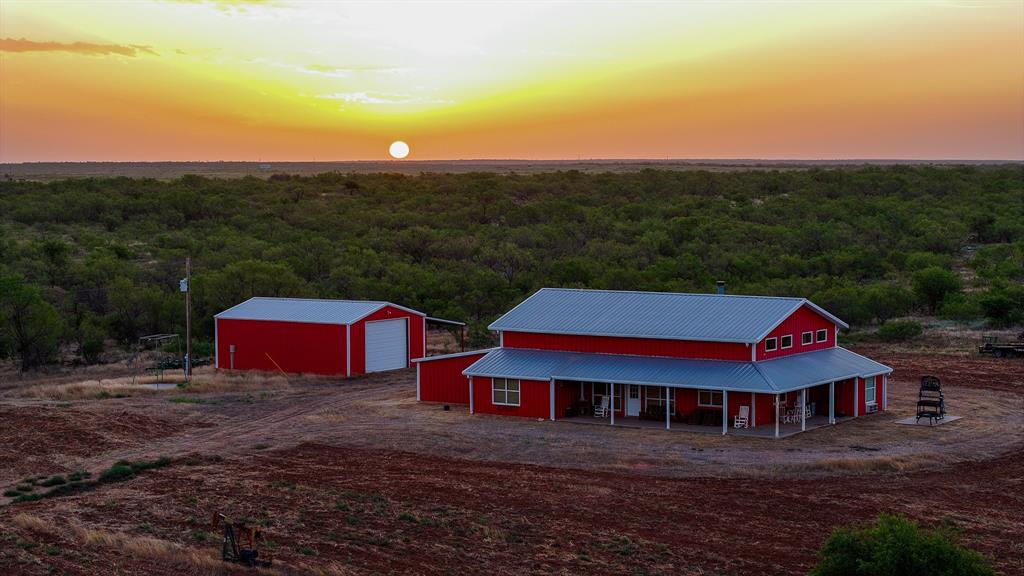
[492,378,520,406]
[698,390,724,407]
[765,337,778,352]
[864,376,877,405]
[802,331,813,345]
[592,382,620,411]
[645,387,676,415]
[781,334,793,349]
[816,329,828,343]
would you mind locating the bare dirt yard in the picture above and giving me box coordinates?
[1,350,1021,575]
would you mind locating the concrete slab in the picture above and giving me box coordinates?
[893,415,963,427]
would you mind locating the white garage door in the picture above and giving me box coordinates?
[365,318,408,372]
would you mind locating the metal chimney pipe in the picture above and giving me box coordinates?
[716,280,725,295]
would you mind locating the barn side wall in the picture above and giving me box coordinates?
[416,351,488,404]
[502,331,750,361]
[472,377,550,419]
[350,305,425,376]
[215,318,346,375]
[758,305,837,360]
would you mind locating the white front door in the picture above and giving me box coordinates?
[364,318,408,372]
[626,384,641,416]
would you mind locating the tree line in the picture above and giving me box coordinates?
[1,166,1022,370]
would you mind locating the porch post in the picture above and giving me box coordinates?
[829,381,835,425]
[722,389,728,435]
[665,386,671,430]
[751,392,756,428]
[882,374,888,411]
[853,378,859,417]
[774,393,780,439]
[801,387,807,432]
[610,384,616,426]
[416,363,421,401]
[549,378,556,421]
[579,381,584,401]
[468,376,474,414]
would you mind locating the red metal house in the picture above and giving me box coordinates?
[215,297,425,376]
[415,288,892,438]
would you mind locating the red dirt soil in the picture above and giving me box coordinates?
[1,352,1021,575]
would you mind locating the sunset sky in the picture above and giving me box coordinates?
[1,1,1022,162]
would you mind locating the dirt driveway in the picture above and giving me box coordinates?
[1,352,1021,575]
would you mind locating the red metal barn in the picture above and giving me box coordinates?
[215,298,425,377]
[415,287,892,439]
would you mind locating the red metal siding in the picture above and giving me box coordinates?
[350,306,425,376]
[758,305,837,360]
[472,377,550,419]
[216,318,345,375]
[502,331,750,361]
[834,378,855,417]
[417,352,487,404]
[554,381,577,418]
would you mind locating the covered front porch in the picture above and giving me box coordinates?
[556,380,852,438]
[560,412,848,438]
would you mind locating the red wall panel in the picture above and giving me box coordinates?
[216,318,345,375]
[502,331,750,361]
[417,352,487,404]
[758,305,836,360]
[350,306,425,376]
[472,377,550,419]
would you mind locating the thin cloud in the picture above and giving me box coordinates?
[317,91,455,106]
[0,37,157,57]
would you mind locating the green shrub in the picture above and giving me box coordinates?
[811,514,995,576]
[940,293,984,322]
[876,320,923,342]
[39,475,66,487]
[99,463,135,483]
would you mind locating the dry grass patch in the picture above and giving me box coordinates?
[12,368,293,400]
[10,513,277,575]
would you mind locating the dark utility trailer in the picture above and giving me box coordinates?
[978,332,1024,358]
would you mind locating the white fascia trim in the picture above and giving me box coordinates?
[213,297,258,319]
[214,318,219,368]
[352,302,427,322]
[545,374,774,395]
[461,371,549,381]
[490,328,756,345]
[412,348,496,363]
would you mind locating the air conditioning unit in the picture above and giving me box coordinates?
[866,404,878,414]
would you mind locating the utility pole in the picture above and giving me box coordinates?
[185,256,192,381]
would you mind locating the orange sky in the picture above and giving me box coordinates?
[1,1,1022,161]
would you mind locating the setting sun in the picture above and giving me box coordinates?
[388,141,410,159]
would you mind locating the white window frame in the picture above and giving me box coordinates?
[781,334,793,349]
[698,389,724,407]
[864,376,877,406]
[802,331,813,346]
[816,329,828,343]
[645,387,676,415]
[764,337,778,352]
[592,382,620,411]
[492,378,521,407]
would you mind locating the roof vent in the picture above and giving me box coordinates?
[716,281,726,295]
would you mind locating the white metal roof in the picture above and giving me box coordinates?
[463,346,890,394]
[214,297,424,326]
[488,288,848,344]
